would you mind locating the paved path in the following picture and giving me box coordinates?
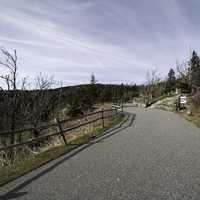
[1,107,200,200]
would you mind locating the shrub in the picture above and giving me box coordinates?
[192,88,200,112]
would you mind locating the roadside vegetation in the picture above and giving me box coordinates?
[178,112,200,127]
[0,113,124,186]
[1,44,200,185]
[139,50,200,127]
[0,48,136,170]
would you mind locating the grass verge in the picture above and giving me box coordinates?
[178,112,200,128]
[0,114,124,187]
[147,94,175,107]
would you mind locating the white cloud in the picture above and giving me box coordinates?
[0,0,199,86]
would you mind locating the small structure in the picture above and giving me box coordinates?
[180,96,187,105]
[175,95,187,111]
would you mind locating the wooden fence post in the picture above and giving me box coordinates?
[55,118,67,146]
[101,109,104,128]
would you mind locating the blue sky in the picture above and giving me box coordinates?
[0,0,199,86]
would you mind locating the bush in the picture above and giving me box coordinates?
[192,88,200,112]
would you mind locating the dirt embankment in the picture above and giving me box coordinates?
[150,95,179,111]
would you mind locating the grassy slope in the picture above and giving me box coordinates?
[0,114,124,187]
[150,95,200,128]
[178,112,200,128]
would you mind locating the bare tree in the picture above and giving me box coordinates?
[0,48,23,163]
[145,68,160,105]
[176,61,190,82]
[176,61,191,93]
[0,48,62,164]
[0,49,59,148]
[0,49,19,144]
[0,48,17,90]
[28,74,56,130]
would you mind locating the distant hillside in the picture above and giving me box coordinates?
[0,83,139,132]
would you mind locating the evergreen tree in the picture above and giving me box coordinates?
[166,68,176,93]
[90,73,97,84]
[89,73,97,104]
[190,51,200,91]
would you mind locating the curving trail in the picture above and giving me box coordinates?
[1,107,200,200]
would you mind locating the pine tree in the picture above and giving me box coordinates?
[166,68,176,93]
[90,73,97,84]
[89,73,97,104]
[190,51,200,91]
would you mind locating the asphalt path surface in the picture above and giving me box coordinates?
[1,107,200,200]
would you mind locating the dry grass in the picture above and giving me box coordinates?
[0,113,124,187]
[0,105,116,166]
[178,112,200,128]
[177,96,200,128]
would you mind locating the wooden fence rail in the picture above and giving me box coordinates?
[0,106,123,152]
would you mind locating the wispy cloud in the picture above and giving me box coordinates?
[0,0,199,85]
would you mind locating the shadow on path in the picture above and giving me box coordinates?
[0,113,136,200]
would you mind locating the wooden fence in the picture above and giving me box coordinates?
[0,106,123,152]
